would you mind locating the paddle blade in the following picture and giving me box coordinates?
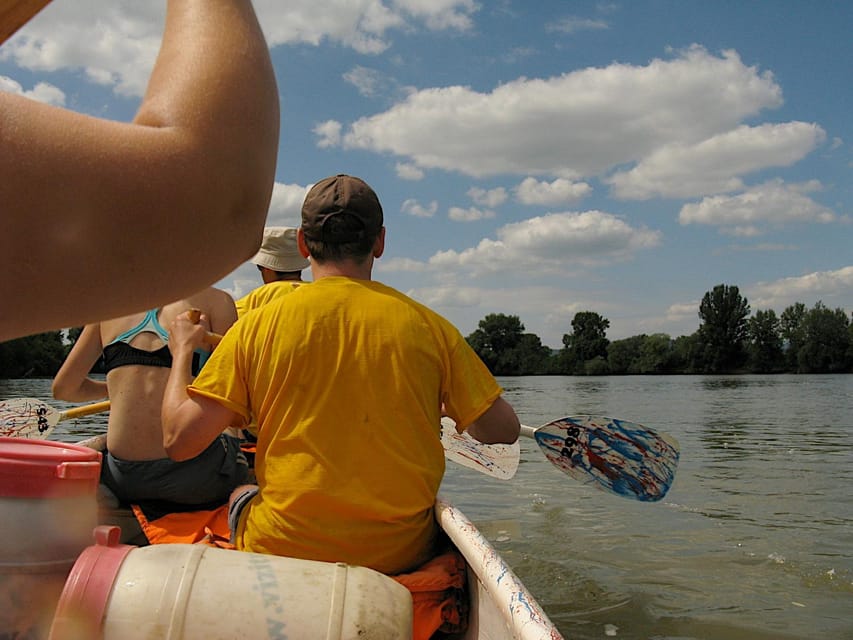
[532,416,679,502]
[441,417,520,480]
[0,397,60,439]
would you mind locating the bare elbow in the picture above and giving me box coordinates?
[466,397,521,445]
[52,379,76,402]
[472,419,520,445]
[161,416,194,462]
[51,380,66,401]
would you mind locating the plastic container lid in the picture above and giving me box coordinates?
[0,437,102,498]
[49,526,134,640]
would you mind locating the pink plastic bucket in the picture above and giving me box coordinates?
[0,437,101,639]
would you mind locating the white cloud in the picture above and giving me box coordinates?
[2,0,479,97]
[395,163,425,180]
[393,0,478,31]
[0,77,65,106]
[468,187,508,207]
[2,1,163,97]
[666,301,700,321]
[448,206,496,222]
[430,210,661,275]
[607,122,826,199]
[314,120,343,148]
[515,177,591,205]
[337,46,784,182]
[546,17,609,34]
[377,257,429,272]
[265,182,311,226]
[401,199,438,218]
[406,285,483,308]
[747,266,853,311]
[678,179,837,234]
[343,66,385,97]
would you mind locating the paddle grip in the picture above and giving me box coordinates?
[187,308,223,345]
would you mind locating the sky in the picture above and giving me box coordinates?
[2,1,851,349]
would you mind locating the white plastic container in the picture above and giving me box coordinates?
[0,437,102,639]
[50,526,413,639]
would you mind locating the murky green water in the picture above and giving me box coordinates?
[3,374,852,639]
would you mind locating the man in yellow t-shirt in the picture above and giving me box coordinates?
[234,226,309,317]
[162,174,520,575]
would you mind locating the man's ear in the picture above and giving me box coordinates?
[373,227,386,258]
[296,228,310,258]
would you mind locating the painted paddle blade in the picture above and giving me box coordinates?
[0,398,111,439]
[0,397,61,438]
[441,417,520,480]
[532,416,679,502]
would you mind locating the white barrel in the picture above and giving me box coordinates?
[50,526,413,639]
[0,437,102,639]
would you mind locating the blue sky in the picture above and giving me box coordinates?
[3,1,851,348]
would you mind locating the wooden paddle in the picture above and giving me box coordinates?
[442,415,679,502]
[0,397,111,439]
[0,0,52,45]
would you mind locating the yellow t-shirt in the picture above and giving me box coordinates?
[189,276,502,574]
[234,280,303,318]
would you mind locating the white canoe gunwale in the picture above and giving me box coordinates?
[436,496,563,640]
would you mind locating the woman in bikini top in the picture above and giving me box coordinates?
[52,289,236,461]
[102,309,208,374]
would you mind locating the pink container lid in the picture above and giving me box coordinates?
[0,437,102,498]
[49,526,135,640]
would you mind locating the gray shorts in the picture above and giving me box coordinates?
[101,434,248,507]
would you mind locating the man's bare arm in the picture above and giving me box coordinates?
[161,311,239,460]
[465,397,521,445]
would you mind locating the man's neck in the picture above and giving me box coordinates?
[310,258,373,281]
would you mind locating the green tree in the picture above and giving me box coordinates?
[797,302,851,373]
[747,309,784,373]
[780,302,807,371]
[697,284,750,372]
[0,331,67,378]
[608,335,646,374]
[500,333,554,375]
[672,332,706,373]
[466,314,525,375]
[559,311,610,374]
[634,333,676,374]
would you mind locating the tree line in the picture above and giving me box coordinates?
[466,284,853,375]
[1,284,851,378]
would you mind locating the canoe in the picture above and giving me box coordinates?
[77,434,564,640]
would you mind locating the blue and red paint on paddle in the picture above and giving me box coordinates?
[529,416,679,502]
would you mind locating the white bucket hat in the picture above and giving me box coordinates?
[251,227,310,272]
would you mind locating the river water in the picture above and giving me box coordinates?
[2,375,851,640]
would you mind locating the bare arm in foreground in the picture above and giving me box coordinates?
[0,0,279,341]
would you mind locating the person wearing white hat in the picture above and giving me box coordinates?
[235,227,310,317]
